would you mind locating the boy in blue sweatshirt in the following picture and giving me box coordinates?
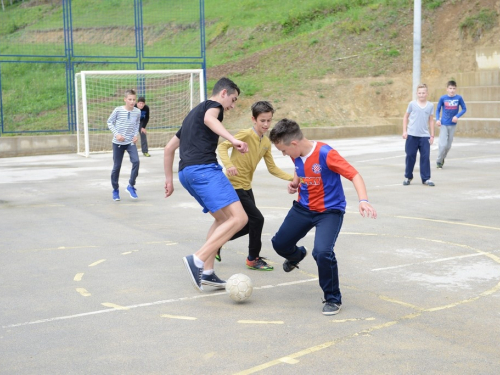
[435,81,467,169]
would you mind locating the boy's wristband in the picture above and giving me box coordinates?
[359,199,369,204]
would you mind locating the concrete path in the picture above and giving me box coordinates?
[1,136,499,374]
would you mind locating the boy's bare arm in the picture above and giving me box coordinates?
[204,108,248,154]
[288,172,300,194]
[351,174,377,219]
[429,115,435,145]
[402,112,410,139]
[164,135,180,197]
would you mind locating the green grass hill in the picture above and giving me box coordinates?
[0,0,498,132]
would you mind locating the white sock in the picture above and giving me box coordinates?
[202,269,214,276]
[193,254,204,268]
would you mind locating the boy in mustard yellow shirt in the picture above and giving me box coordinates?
[217,101,293,270]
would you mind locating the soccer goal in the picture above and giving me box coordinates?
[75,69,205,157]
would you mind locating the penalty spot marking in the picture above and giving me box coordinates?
[121,250,139,255]
[161,314,197,320]
[89,259,106,267]
[76,288,91,297]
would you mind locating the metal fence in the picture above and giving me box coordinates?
[0,0,206,135]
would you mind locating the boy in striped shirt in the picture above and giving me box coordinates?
[269,119,377,316]
[107,89,141,201]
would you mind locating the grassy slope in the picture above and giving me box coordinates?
[203,0,498,128]
[0,0,498,132]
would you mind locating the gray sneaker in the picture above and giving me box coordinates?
[182,255,203,292]
[403,178,412,186]
[283,247,307,272]
[423,180,435,186]
[322,301,342,316]
[201,273,226,289]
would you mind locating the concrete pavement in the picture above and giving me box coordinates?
[1,135,499,374]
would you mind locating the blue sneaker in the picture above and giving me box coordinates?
[127,185,138,199]
[201,273,226,289]
[112,189,120,201]
[283,246,307,272]
[182,255,203,292]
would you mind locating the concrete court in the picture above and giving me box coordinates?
[1,135,499,375]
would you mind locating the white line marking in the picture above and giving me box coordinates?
[372,252,484,271]
[238,320,284,324]
[3,280,318,329]
[161,314,197,320]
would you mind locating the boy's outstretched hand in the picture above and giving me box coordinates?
[359,201,377,219]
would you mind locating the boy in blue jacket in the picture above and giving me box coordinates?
[435,81,467,169]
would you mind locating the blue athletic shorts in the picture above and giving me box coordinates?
[179,163,239,213]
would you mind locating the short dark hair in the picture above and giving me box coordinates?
[124,89,136,97]
[447,80,457,87]
[137,96,146,103]
[269,118,303,145]
[212,77,240,96]
[251,101,274,118]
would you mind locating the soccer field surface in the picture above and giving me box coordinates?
[1,136,500,374]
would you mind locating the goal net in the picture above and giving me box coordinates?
[75,69,205,157]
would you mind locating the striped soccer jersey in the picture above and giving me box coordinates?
[294,141,358,212]
[107,106,141,145]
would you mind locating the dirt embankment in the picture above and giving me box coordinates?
[208,0,500,129]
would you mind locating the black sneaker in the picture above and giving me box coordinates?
[182,255,203,292]
[403,178,412,186]
[322,301,342,316]
[283,247,307,273]
[201,273,226,289]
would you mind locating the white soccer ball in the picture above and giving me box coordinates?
[226,273,253,302]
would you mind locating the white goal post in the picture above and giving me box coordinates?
[75,69,205,157]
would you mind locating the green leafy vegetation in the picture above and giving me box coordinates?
[0,0,498,133]
[460,8,498,41]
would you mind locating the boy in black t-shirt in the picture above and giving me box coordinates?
[163,78,249,292]
[135,97,150,157]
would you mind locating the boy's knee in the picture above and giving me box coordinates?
[271,235,287,254]
[237,212,248,230]
[312,248,337,263]
[254,214,264,228]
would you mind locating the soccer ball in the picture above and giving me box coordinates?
[226,273,253,302]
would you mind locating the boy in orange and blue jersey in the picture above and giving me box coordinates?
[269,119,377,316]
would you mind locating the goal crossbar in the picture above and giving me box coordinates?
[75,69,205,157]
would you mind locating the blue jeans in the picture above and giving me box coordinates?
[271,201,344,304]
[405,135,431,182]
[111,142,140,190]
